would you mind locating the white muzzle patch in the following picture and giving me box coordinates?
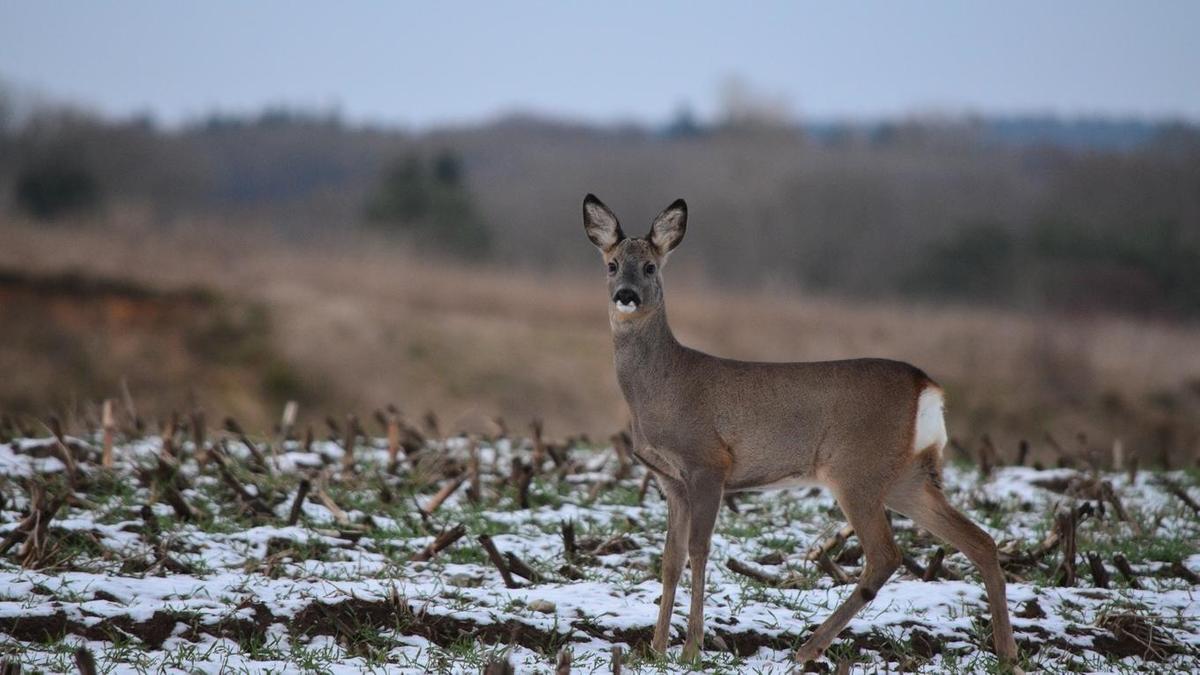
[615,300,638,314]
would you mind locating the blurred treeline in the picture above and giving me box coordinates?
[2,88,1199,317]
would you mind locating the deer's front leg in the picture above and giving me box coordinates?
[681,472,725,662]
[653,480,689,653]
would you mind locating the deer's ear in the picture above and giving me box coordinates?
[648,198,687,256]
[582,194,624,252]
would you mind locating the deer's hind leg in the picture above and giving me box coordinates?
[885,450,1019,665]
[795,485,901,663]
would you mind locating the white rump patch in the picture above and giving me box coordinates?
[615,300,638,314]
[913,386,947,454]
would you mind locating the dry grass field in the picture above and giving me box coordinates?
[2,215,1199,469]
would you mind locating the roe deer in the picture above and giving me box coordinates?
[581,194,1018,667]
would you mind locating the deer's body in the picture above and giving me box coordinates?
[616,313,941,491]
[581,195,1018,669]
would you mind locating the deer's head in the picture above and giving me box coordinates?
[582,194,687,320]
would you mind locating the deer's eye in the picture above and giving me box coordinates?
[644,263,657,275]
[607,261,618,275]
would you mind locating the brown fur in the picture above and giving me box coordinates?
[581,195,1019,667]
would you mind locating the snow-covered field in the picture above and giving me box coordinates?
[0,431,1197,673]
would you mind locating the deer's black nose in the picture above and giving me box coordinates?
[613,288,640,306]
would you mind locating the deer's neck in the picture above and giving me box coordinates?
[611,305,685,406]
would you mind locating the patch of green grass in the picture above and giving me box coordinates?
[21,638,78,674]
[442,544,488,565]
[449,507,515,538]
[602,483,644,507]
[426,634,504,671]
[289,638,341,671]
[236,629,288,661]
[1077,515,1199,566]
[716,517,771,539]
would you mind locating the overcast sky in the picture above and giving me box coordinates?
[2,1,1198,127]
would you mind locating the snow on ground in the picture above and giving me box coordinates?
[0,434,1197,673]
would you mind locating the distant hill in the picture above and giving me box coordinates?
[979,116,1169,151]
[803,115,1178,152]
